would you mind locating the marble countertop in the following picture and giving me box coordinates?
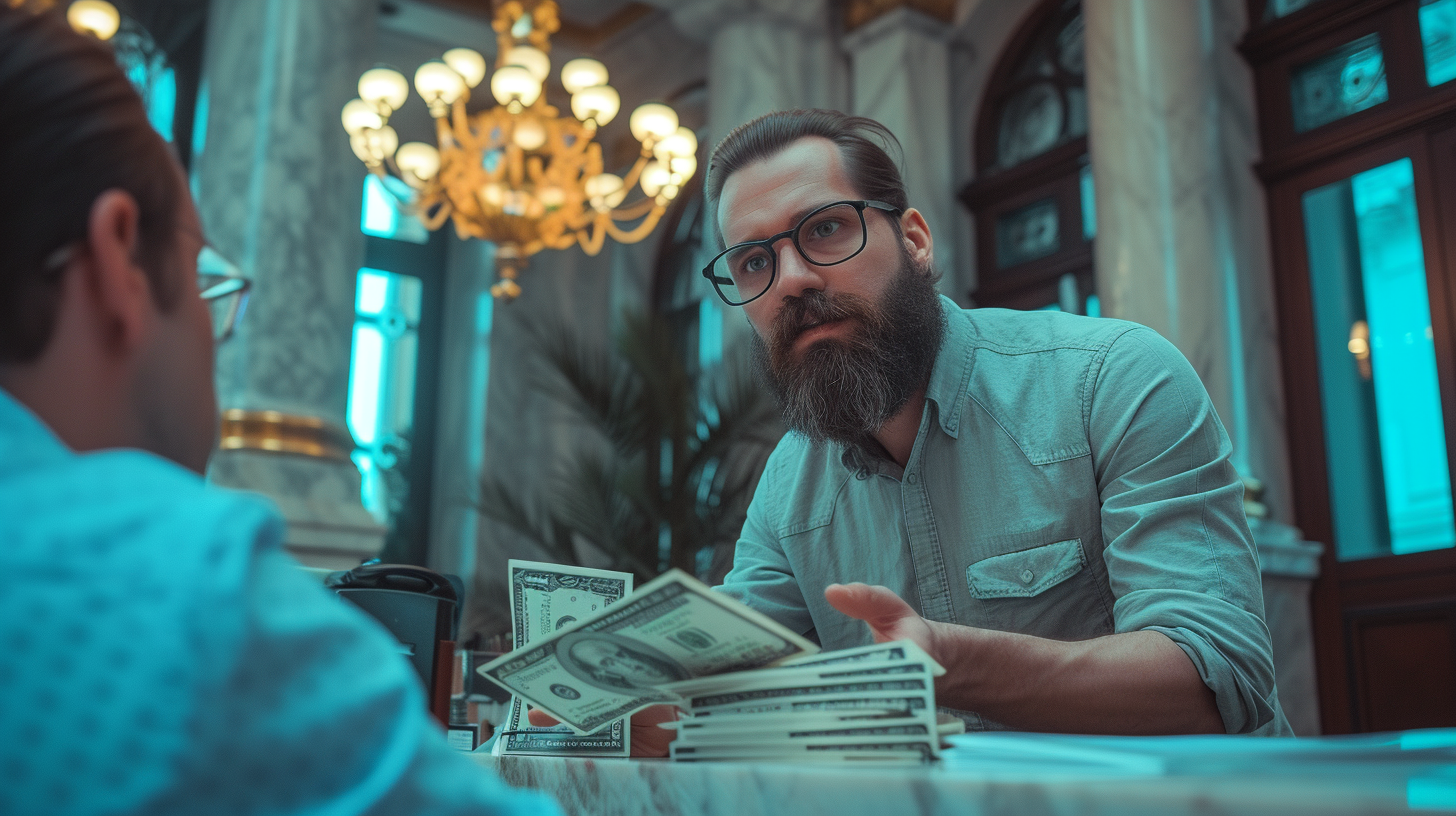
[471,752,1456,816]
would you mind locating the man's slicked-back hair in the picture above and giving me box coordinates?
[0,7,180,363]
[705,109,908,246]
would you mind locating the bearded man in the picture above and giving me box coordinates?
[706,109,1292,739]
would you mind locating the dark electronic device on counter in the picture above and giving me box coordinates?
[325,562,461,723]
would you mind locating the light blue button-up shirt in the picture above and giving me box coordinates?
[0,388,559,815]
[718,297,1292,736]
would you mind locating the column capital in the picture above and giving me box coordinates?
[666,0,830,42]
[842,5,954,52]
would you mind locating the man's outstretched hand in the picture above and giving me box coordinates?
[824,582,941,661]
[525,704,678,758]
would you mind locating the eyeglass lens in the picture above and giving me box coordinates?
[709,202,867,305]
[197,246,248,342]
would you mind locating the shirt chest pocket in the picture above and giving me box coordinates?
[965,538,1086,599]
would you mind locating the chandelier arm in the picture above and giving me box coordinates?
[603,206,666,244]
[608,197,657,221]
[576,217,609,256]
[617,152,652,191]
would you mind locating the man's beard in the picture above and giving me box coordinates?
[751,251,946,447]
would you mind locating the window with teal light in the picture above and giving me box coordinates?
[363,175,430,244]
[1302,157,1455,560]
[347,268,422,522]
[1422,0,1456,87]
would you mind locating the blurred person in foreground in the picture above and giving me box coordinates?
[0,8,559,814]
[540,109,1293,754]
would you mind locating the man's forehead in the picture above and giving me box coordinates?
[717,137,858,244]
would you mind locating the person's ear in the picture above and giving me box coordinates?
[899,208,934,274]
[79,189,155,355]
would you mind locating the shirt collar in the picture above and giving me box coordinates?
[923,294,973,441]
[0,387,73,472]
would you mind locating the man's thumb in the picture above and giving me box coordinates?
[824,583,918,632]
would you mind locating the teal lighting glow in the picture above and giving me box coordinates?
[356,269,389,315]
[191,78,209,159]
[1086,294,1101,317]
[1079,164,1096,241]
[347,323,383,447]
[1422,0,1456,87]
[1303,157,1455,559]
[361,175,430,244]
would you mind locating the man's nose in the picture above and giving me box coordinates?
[773,241,826,300]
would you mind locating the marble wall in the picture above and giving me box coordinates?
[194,0,384,568]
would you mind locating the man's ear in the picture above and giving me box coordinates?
[899,208,934,274]
[80,189,154,354]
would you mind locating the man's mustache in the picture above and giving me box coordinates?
[769,289,875,349]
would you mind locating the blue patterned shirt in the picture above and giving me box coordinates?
[0,388,559,815]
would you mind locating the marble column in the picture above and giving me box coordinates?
[670,0,847,343]
[843,7,959,294]
[1084,0,1293,522]
[1084,0,1314,731]
[193,0,384,569]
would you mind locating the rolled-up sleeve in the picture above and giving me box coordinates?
[1087,327,1281,735]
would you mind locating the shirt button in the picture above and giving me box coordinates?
[906,473,919,485]
[1020,569,1035,584]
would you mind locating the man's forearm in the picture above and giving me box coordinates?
[929,625,1224,735]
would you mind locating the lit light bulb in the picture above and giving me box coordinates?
[414,61,467,112]
[67,0,120,40]
[586,173,625,211]
[629,103,678,144]
[359,67,409,114]
[512,118,548,150]
[654,126,698,160]
[350,125,398,166]
[395,142,441,186]
[561,58,608,94]
[669,154,697,182]
[443,48,487,88]
[570,85,620,126]
[504,45,550,83]
[341,98,383,136]
[639,160,672,197]
[491,65,542,108]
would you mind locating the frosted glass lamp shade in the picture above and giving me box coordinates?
[350,125,398,165]
[513,119,548,150]
[415,61,467,107]
[359,68,409,113]
[561,58,609,94]
[491,65,542,107]
[654,126,698,160]
[639,160,672,197]
[67,0,120,40]
[443,48,487,88]
[629,103,678,144]
[504,46,551,83]
[341,98,383,135]
[396,142,440,185]
[669,154,697,181]
[571,85,620,126]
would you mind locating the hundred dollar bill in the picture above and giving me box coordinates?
[498,560,633,757]
[479,569,817,735]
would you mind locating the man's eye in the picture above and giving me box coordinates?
[809,219,841,238]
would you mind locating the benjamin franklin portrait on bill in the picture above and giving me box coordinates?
[557,632,690,693]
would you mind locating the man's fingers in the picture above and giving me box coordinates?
[824,582,920,631]
[525,708,559,727]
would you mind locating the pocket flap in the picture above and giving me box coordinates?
[965,538,1085,599]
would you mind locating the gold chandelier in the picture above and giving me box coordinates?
[340,0,695,300]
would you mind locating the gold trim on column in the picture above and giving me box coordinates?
[218,409,356,462]
[842,0,954,31]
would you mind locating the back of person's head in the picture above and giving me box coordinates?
[705,109,908,245]
[0,6,180,364]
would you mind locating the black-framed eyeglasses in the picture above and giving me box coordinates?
[197,246,251,343]
[702,199,903,306]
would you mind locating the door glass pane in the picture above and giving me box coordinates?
[996,197,1060,268]
[1290,33,1389,133]
[1301,157,1455,560]
[1266,0,1324,19]
[1422,0,1456,87]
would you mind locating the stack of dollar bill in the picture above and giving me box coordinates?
[483,561,957,764]
[663,640,960,764]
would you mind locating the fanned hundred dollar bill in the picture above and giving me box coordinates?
[479,568,818,735]
[497,560,633,757]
